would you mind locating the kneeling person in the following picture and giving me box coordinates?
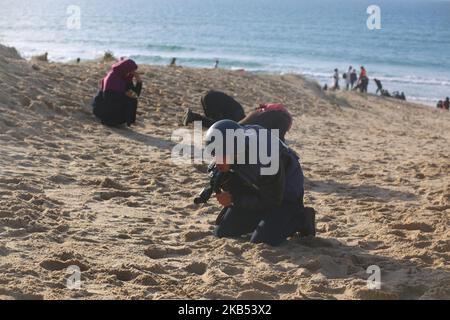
[92,59,143,127]
[203,120,315,246]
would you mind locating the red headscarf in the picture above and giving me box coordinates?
[258,103,293,131]
[101,59,138,93]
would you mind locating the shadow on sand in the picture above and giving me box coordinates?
[112,127,174,150]
[305,178,417,202]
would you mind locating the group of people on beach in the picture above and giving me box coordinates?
[436,97,450,111]
[329,66,367,92]
[91,58,316,246]
[169,57,220,69]
[328,66,406,100]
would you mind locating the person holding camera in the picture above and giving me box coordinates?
[201,120,316,246]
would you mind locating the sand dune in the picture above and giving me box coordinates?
[0,44,449,300]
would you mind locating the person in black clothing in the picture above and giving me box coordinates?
[182,91,293,141]
[182,90,246,128]
[204,120,316,246]
[92,59,142,127]
[350,69,358,89]
[374,78,383,95]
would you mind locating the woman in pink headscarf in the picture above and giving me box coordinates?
[92,59,143,126]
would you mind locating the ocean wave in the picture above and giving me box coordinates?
[293,70,450,87]
[375,76,450,87]
[145,44,195,52]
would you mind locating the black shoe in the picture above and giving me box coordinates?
[299,207,316,237]
[182,108,195,126]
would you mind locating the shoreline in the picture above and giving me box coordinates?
[3,41,441,108]
[13,51,434,109]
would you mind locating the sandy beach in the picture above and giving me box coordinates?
[0,44,449,300]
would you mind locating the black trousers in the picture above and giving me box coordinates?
[214,203,305,246]
[93,91,138,127]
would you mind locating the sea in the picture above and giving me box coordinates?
[1,0,449,105]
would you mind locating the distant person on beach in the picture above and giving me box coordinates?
[444,97,450,110]
[92,59,142,127]
[345,66,352,90]
[357,66,369,93]
[204,120,316,246]
[392,91,406,101]
[170,58,177,67]
[332,69,340,90]
[182,91,293,141]
[374,78,383,95]
[350,69,358,89]
[437,100,443,109]
[214,60,219,69]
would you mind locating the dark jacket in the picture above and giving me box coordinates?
[227,126,304,213]
[92,82,142,126]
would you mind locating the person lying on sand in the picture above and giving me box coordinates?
[183,90,245,128]
[92,59,142,127]
[202,120,316,246]
[182,90,293,141]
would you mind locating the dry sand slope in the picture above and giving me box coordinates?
[0,44,449,300]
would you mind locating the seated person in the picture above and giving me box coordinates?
[203,120,316,246]
[92,59,142,127]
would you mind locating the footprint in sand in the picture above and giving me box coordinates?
[133,274,158,286]
[145,245,193,259]
[39,259,89,272]
[185,262,207,275]
[110,269,138,282]
[390,222,434,233]
[0,245,10,256]
[144,246,167,259]
[98,177,126,190]
[48,174,76,184]
[221,265,244,276]
[259,250,290,263]
[183,230,211,242]
[94,191,137,201]
[237,290,276,300]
